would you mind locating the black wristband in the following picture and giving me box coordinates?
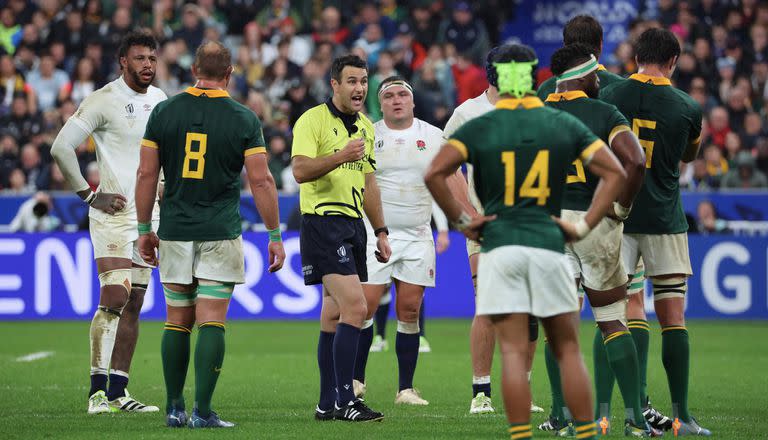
[374,227,389,237]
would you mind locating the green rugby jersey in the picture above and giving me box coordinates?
[537,66,624,100]
[141,87,266,241]
[545,91,630,211]
[601,73,702,234]
[448,96,605,253]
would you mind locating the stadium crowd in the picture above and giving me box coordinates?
[1,1,767,199]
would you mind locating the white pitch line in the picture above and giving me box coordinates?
[15,351,54,362]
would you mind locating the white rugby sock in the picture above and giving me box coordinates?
[89,307,120,376]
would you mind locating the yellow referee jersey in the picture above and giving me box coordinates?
[291,102,375,218]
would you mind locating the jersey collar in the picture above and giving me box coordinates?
[185,86,230,98]
[545,90,589,102]
[325,98,360,137]
[629,73,672,86]
[597,64,606,71]
[495,96,545,110]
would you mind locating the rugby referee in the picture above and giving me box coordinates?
[292,54,391,422]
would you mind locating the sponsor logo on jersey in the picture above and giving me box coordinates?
[360,128,367,138]
[143,104,152,111]
[395,138,405,145]
[375,140,383,150]
[337,245,349,263]
[124,103,137,126]
[125,104,134,114]
[333,128,338,136]
[416,140,426,151]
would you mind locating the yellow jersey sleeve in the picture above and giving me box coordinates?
[291,111,320,159]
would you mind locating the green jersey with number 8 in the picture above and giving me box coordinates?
[447,96,604,253]
[600,74,702,234]
[141,87,266,241]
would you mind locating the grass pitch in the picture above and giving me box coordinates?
[0,320,765,439]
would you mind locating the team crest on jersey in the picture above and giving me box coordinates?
[416,140,426,151]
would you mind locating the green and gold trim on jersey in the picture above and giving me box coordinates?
[629,73,672,86]
[597,64,607,71]
[244,146,266,157]
[447,139,469,160]
[184,87,230,98]
[141,138,158,149]
[580,139,606,162]
[608,124,632,144]
[495,96,545,110]
[545,90,589,102]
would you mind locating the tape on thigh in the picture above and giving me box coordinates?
[196,281,235,300]
[592,299,628,326]
[163,285,197,307]
[651,275,687,300]
[98,268,131,294]
[131,267,152,289]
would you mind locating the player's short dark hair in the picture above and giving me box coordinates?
[194,41,232,80]
[377,75,409,94]
[563,15,603,56]
[550,43,595,76]
[117,30,157,61]
[486,43,538,87]
[635,28,680,66]
[330,54,367,82]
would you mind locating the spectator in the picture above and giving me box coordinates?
[391,23,427,72]
[380,0,407,23]
[312,6,349,46]
[47,162,68,191]
[726,86,751,130]
[354,23,386,68]
[50,9,89,60]
[0,134,19,187]
[721,150,768,189]
[452,51,487,105]
[741,112,765,149]
[692,37,716,83]
[9,191,60,232]
[408,3,440,49]
[703,144,728,187]
[351,4,396,42]
[690,158,717,191]
[0,7,21,55]
[7,0,33,27]
[689,77,718,113]
[101,7,132,56]
[25,53,70,112]
[0,53,35,115]
[173,4,205,53]
[0,96,43,145]
[285,80,318,126]
[302,57,331,104]
[411,60,452,126]
[708,106,731,148]
[266,134,291,190]
[696,200,730,234]
[724,132,744,164]
[6,167,25,193]
[271,17,312,66]
[437,2,490,65]
[19,143,46,191]
[674,52,698,91]
[717,56,737,102]
[255,0,304,39]
[68,57,96,105]
[366,50,398,121]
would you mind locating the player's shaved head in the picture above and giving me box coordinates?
[563,15,603,58]
[194,41,232,80]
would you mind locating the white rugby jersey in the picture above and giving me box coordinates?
[69,76,167,222]
[369,118,445,241]
[442,91,495,214]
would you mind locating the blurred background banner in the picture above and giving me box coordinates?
[502,0,640,67]
[2,191,768,228]
[0,232,765,320]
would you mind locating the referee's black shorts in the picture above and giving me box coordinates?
[300,214,368,285]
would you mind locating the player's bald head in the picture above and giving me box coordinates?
[193,41,232,80]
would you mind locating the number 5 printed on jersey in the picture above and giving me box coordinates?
[632,119,656,168]
[501,150,551,206]
[182,132,207,179]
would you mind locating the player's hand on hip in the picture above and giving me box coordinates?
[339,138,366,163]
[137,232,159,266]
[267,241,286,272]
[90,192,127,215]
[375,235,391,263]
[436,230,450,254]
[551,216,580,243]
[461,215,496,241]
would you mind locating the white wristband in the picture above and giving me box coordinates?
[613,202,632,220]
[454,212,472,231]
[574,218,591,239]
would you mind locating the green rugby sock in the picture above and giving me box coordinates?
[544,341,566,422]
[194,322,226,418]
[628,319,650,404]
[508,423,532,439]
[662,326,691,422]
[574,420,597,439]
[604,331,644,424]
[161,323,191,412]
[592,326,614,418]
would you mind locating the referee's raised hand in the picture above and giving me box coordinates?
[338,138,366,163]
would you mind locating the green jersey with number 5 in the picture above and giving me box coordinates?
[141,87,266,241]
[601,74,702,234]
[447,96,604,253]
